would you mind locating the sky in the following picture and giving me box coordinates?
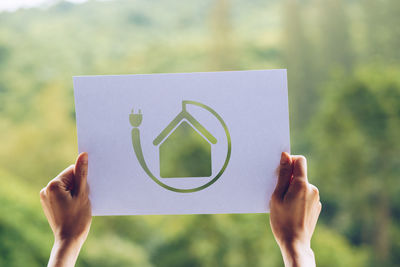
[0,0,88,12]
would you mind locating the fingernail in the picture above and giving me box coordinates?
[81,152,88,164]
[280,152,289,165]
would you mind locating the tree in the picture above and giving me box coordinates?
[282,0,319,136]
[362,0,400,64]
[309,67,400,265]
[208,0,236,70]
[316,0,354,71]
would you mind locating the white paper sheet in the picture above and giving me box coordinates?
[73,70,290,216]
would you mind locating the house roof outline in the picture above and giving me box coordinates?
[153,103,217,146]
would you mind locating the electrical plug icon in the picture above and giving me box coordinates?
[129,108,142,127]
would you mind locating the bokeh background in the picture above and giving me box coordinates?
[0,0,399,266]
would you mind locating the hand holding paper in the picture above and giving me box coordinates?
[40,153,92,267]
[270,152,321,267]
[40,152,321,267]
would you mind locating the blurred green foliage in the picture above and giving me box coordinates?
[0,0,399,266]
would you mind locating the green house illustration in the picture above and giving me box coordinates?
[153,102,217,178]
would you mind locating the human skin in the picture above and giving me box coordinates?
[269,152,322,267]
[40,152,320,267]
[40,152,91,267]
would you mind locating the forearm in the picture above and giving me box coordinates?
[48,239,83,267]
[279,242,316,267]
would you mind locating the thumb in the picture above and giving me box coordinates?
[73,152,89,196]
[272,152,293,199]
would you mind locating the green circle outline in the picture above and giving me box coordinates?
[131,100,231,193]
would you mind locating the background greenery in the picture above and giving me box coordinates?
[0,0,399,266]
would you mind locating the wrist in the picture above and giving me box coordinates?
[55,234,86,248]
[48,238,84,267]
[279,240,315,267]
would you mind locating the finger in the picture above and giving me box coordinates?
[309,184,320,201]
[317,201,322,215]
[272,152,293,199]
[291,155,308,183]
[73,152,89,196]
[56,165,75,191]
[39,188,46,200]
[45,177,72,201]
[43,165,74,195]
